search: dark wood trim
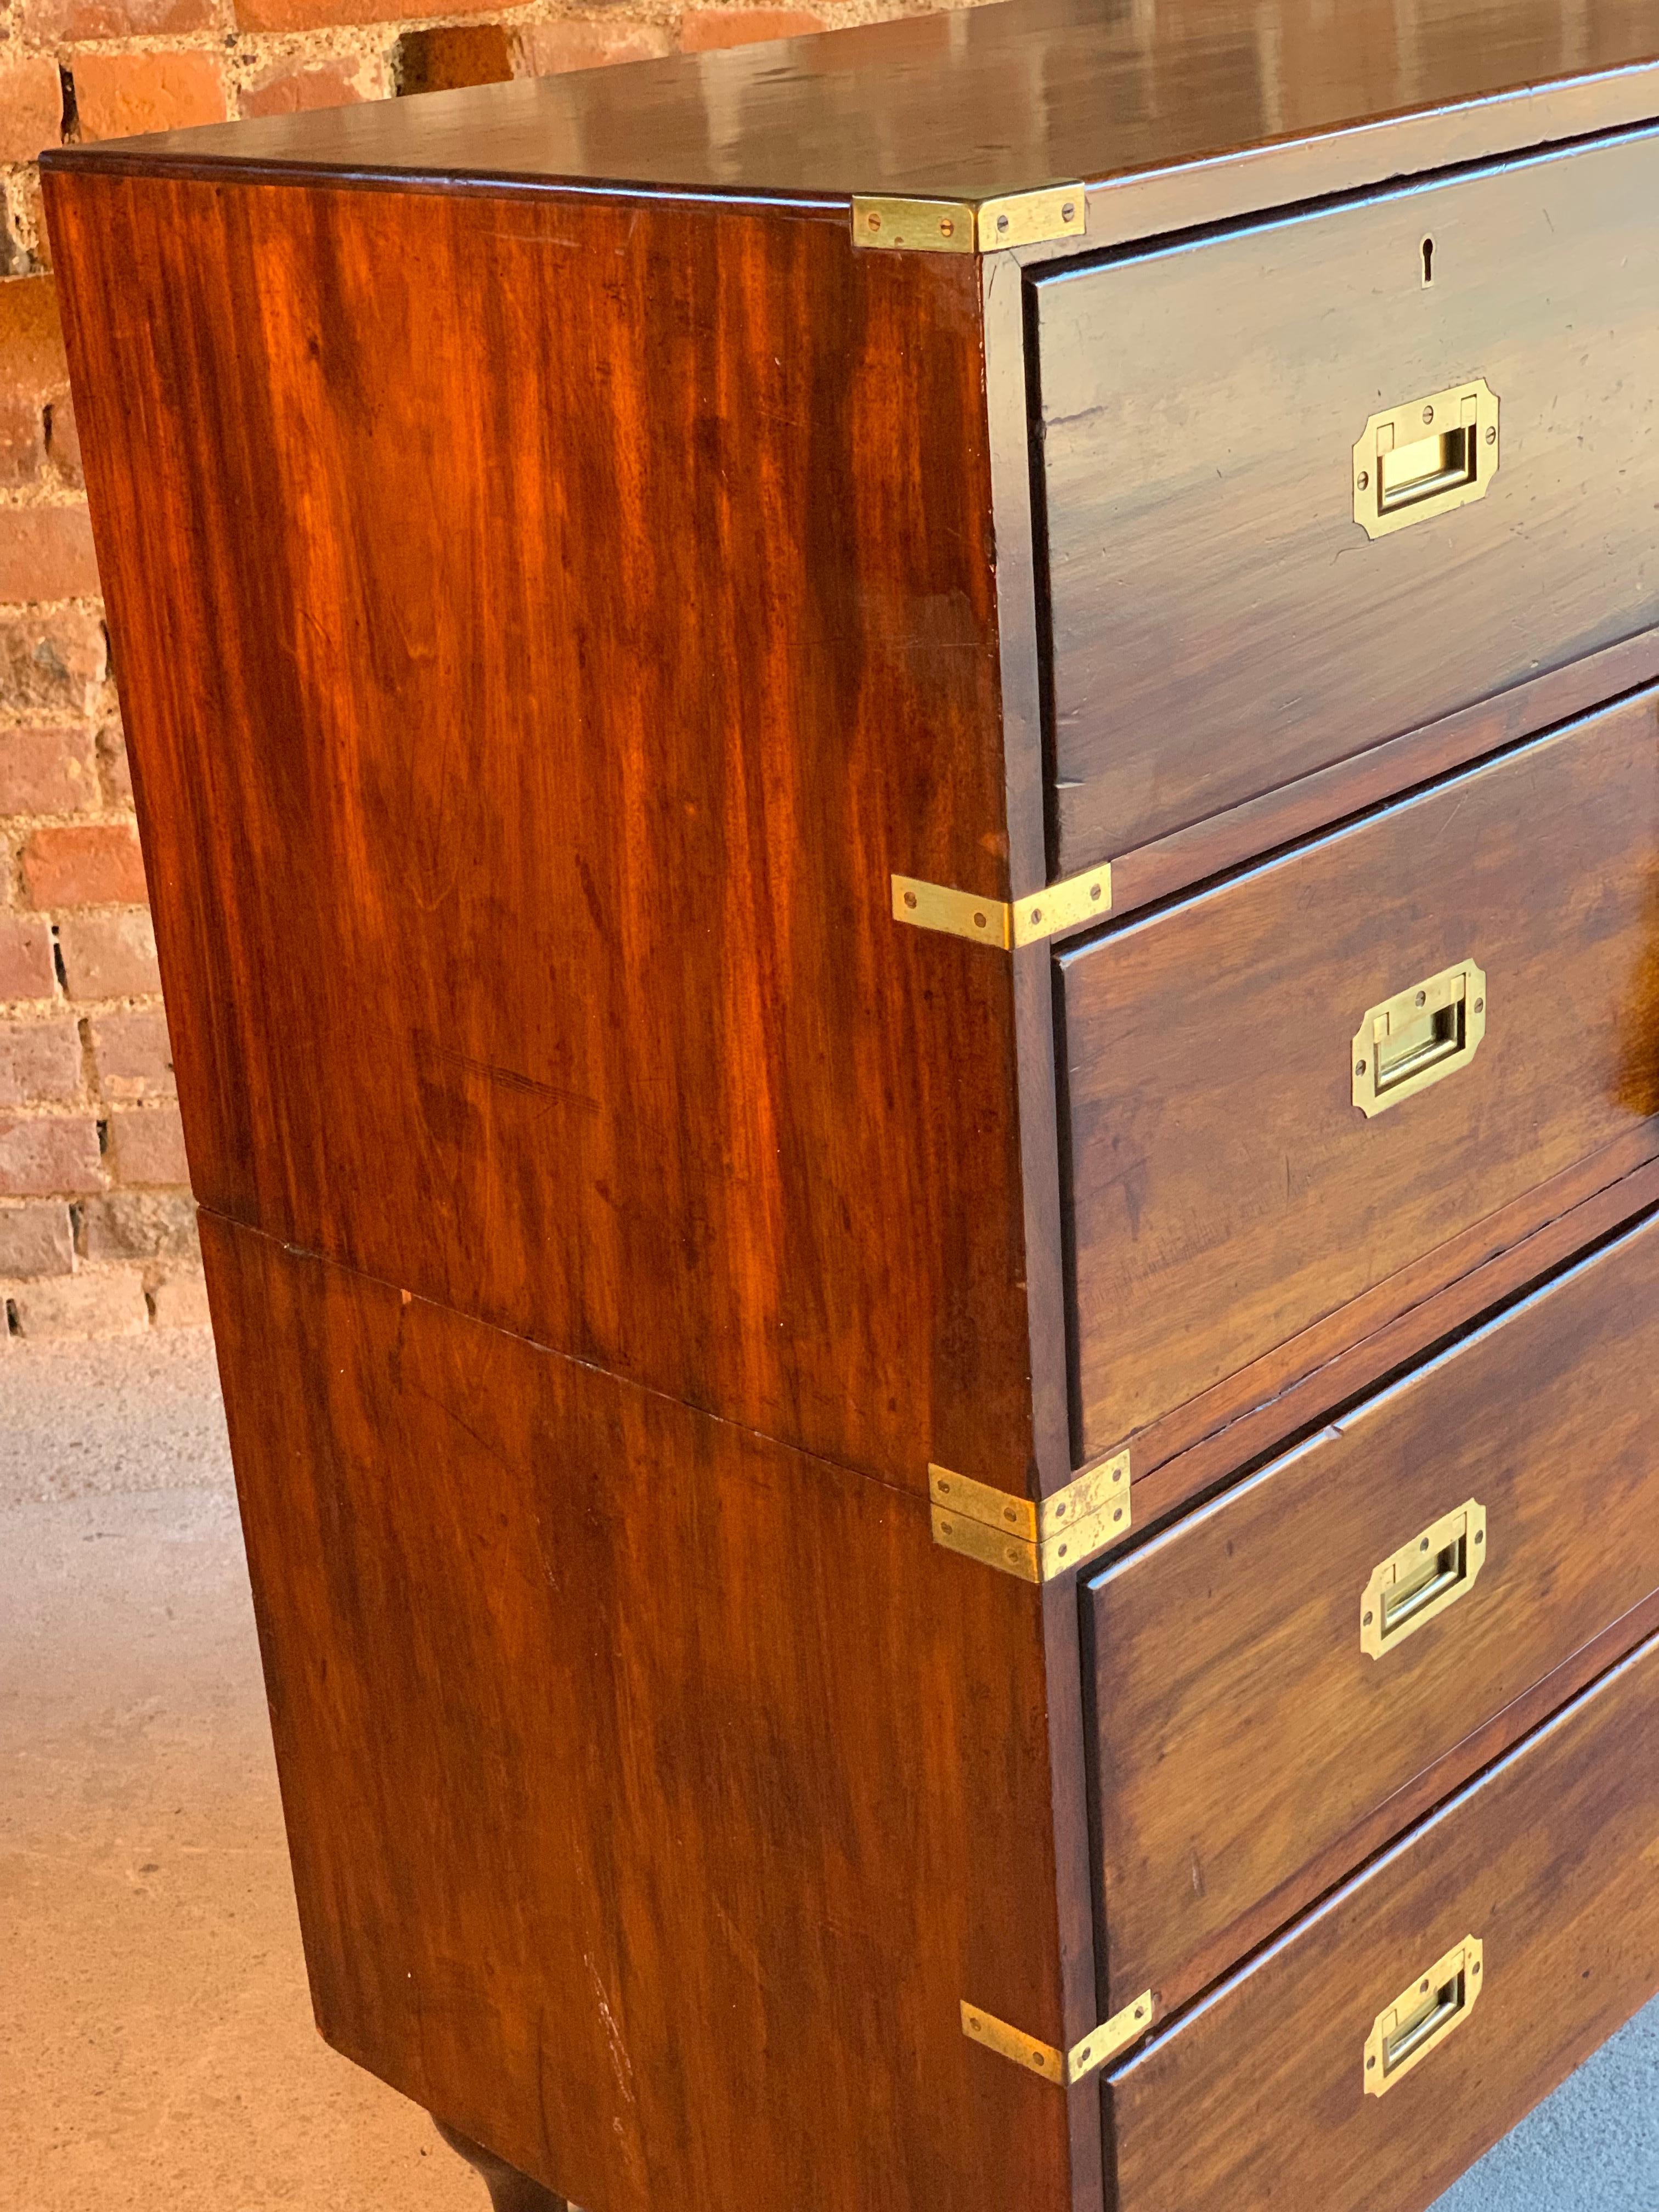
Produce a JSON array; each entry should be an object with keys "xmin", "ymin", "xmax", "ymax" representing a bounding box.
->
[
  {"xmin": 1098, "ymin": 638, "xmax": 1659, "ymax": 925},
  {"xmin": 983, "ymin": 244, "xmax": 1107, "ymax": 2212},
  {"xmin": 1128, "ymin": 1142, "xmax": 1659, "ymax": 1532},
  {"xmin": 1028, "ymin": 72, "xmax": 1659, "ymax": 264}
]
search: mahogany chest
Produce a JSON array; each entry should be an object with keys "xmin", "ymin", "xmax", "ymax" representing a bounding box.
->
[{"xmin": 42, "ymin": 4, "xmax": 1659, "ymax": 2205}]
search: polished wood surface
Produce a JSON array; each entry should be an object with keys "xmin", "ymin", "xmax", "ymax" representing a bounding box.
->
[
  {"xmin": 204, "ymin": 1216, "xmax": 1076, "ymax": 2212},
  {"xmin": 1132, "ymin": 1150, "xmax": 1659, "ymax": 1531},
  {"xmin": 1062, "ymin": 689, "xmax": 1659, "ymax": 1462},
  {"xmin": 46, "ymin": 172, "xmax": 1036, "ymax": 1505},
  {"xmin": 43, "ymin": 20, "xmax": 1659, "ymax": 2208},
  {"xmin": 433, "ymin": 2122, "xmax": 571, "ymax": 2212},
  {"xmin": 1037, "ymin": 127, "xmax": 1659, "ymax": 869},
  {"xmin": 42, "ymin": 0, "xmax": 1659, "ymax": 234},
  {"xmin": 1105, "ymin": 629, "xmax": 1659, "ymax": 926},
  {"xmin": 1130, "ymin": 1121, "xmax": 1659, "ymax": 1496},
  {"xmin": 1087, "ymin": 1210, "xmax": 1659, "ymax": 2015},
  {"xmin": 1106, "ymin": 1630, "xmax": 1659, "ymax": 2212}
]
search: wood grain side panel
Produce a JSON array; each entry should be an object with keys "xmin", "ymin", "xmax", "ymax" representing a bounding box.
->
[
  {"xmin": 1105, "ymin": 1632, "xmax": 1659, "ymax": 2212},
  {"xmin": 200, "ymin": 1215, "xmax": 1075, "ymax": 2212},
  {"xmin": 1088, "ymin": 1210, "xmax": 1659, "ymax": 2014},
  {"xmin": 47, "ymin": 172, "xmax": 1030, "ymax": 1502},
  {"xmin": 1037, "ymin": 129, "xmax": 1659, "ymax": 868},
  {"xmin": 1060, "ymin": 689, "xmax": 1659, "ymax": 1462}
]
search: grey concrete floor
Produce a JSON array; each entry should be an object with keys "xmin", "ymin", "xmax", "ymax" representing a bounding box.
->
[{"xmin": 2, "ymin": 1333, "xmax": 1655, "ymax": 2210}]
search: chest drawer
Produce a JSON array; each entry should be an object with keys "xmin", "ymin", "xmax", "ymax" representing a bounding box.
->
[
  {"xmin": 1103, "ymin": 1630, "xmax": 1659, "ymax": 2212},
  {"xmin": 1034, "ymin": 128, "xmax": 1659, "ymax": 874},
  {"xmin": 1060, "ymin": 686, "xmax": 1659, "ymax": 1463},
  {"xmin": 1086, "ymin": 1206, "xmax": 1659, "ymax": 2017}
]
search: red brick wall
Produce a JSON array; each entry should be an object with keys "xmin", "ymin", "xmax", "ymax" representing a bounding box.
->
[{"xmin": 0, "ymin": 0, "xmax": 897, "ymax": 1344}]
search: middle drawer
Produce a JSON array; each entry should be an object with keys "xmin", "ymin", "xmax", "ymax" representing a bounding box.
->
[
  {"xmin": 1085, "ymin": 1204, "xmax": 1659, "ymax": 2017},
  {"xmin": 1059, "ymin": 683, "xmax": 1659, "ymax": 1464}
]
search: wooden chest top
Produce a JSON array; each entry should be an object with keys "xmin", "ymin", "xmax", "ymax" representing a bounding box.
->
[{"xmin": 50, "ymin": 0, "xmax": 1659, "ymax": 236}]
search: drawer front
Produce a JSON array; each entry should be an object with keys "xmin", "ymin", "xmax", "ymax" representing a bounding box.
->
[
  {"xmin": 1087, "ymin": 1208, "xmax": 1659, "ymax": 2015},
  {"xmin": 1059, "ymin": 687, "xmax": 1659, "ymax": 1461},
  {"xmin": 1104, "ymin": 1633, "xmax": 1659, "ymax": 2212},
  {"xmin": 1034, "ymin": 128, "xmax": 1659, "ymax": 873}
]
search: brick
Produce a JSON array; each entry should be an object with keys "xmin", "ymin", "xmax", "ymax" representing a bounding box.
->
[
  {"xmin": 0, "ymin": 914, "xmax": 57, "ymax": 1000},
  {"xmin": 678, "ymin": 8, "xmax": 825, "ymax": 50},
  {"xmin": 240, "ymin": 58, "xmax": 369, "ymax": 116},
  {"xmin": 105, "ymin": 1102, "xmax": 188, "ymax": 1186},
  {"xmin": 0, "ymin": 274, "xmax": 70, "ymax": 488},
  {"xmin": 70, "ymin": 50, "xmax": 227, "ymax": 140},
  {"xmin": 0, "ymin": 504, "xmax": 101, "ymax": 600},
  {"xmin": 0, "ymin": 1017, "xmax": 81, "ymax": 1107},
  {"xmin": 24, "ymin": 0, "xmax": 212, "ymax": 36},
  {"xmin": 88, "ymin": 1006, "xmax": 174, "ymax": 1098},
  {"xmin": 6, "ymin": 1263, "xmax": 149, "ymax": 1338},
  {"xmin": 0, "ymin": 608, "xmax": 108, "ymax": 715},
  {"xmin": 236, "ymin": 0, "xmax": 495, "ymax": 32},
  {"xmin": 0, "ymin": 60, "xmax": 65, "ymax": 164},
  {"xmin": 56, "ymin": 908, "xmax": 159, "ymax": 998},
  {"xmin": 78, "ymin": 1187, "xmax": 196, "ymax": 1261},
  {"xmin": 15, "ymin": 171, "xmax": 51, "ymax": 273},
  {"xmin": 21, "ymin": 820, "xmax": 146, "ymax": 908},
  {"xmin": 514, "ymin": 20, "xmax": 673, "ymax": 74},
  {"xmin": 47, "ymin": 391, "xmax": 81, "ymax": 484},
  {"xmin": 0, "ymin": 1199, "xmax": 73, "ymax": 1276},
  {"xmin": 0, "ymin": 1113, "xmax": 102, "ymax": 1194},
  {"xmin": 150, "ymin": 1267, "xmax": 210, "ymax": 1327},
  {"xmin": 1, "ymin": 197, "xmax": 29, "ymax": 283},
  {"xmin": 0, "ymin": 724, "xmax": 99, "ymax": 814},
  {"xmin": 397, "ymin": 24, "xmax": 512, "ymax": 94},
  {"xmin": 97, "ymin": 719, "xmax": 131, "ymax": 803}
]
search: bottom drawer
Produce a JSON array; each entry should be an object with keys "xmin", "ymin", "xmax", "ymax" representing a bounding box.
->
[{"xmin": 1105, "ymin": 1632, "xmax": 1659, "ymax": 2212}]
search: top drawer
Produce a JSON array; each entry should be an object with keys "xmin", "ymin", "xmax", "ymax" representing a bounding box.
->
[{"xmin": 1033, "ymin": 129, "xmax": 1659, "ymax": 874}]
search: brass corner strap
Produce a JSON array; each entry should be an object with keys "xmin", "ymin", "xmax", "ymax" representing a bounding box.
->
[
  {"xmin": 892, "ymin": 865, "xmax": 1112, "ymax": 951},
  {"xmin": 961, "ymin": 1990, "xmax": 1156, "ymax": 2086},
  {"xmin": 929, "ymin": 1453, "xmax": 1131, "ymax": 1583},
  {"xmin": 851, "ymin": 187, "xmax": 1087, "ymax": 255}
]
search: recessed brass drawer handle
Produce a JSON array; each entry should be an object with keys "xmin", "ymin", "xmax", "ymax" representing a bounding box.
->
[
  {"xmin": 1364, "ymin": 1936, "xmax": 1484, "ymax": 2096},
  {"xmin": 1361, "ymin": 1500, "xmax": 1487, "ymax": 1659},
  {"xmin": 1353, "ymin": 378, "xmax": 1499, "ymax": 538},
  {"xmin": 1352, "ymin": 959, "xmax": 1486, "ymax": 1117}
]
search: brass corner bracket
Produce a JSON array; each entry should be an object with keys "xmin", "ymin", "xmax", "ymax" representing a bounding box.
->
[
  {"xmin": 929, "ymin": 1453, "xmax": 1131, "ymax": 1583},
  {"xmin": 852, "ymin": 186, "xmax": 1087, "ymax": 255},
  {"xmin": 892, "ymin": 864, "xmax": 1111, "ymax": 951},
  {"xmin": 961, "ymin": 1989, "xmax": 1155, "ymax": 2086}
]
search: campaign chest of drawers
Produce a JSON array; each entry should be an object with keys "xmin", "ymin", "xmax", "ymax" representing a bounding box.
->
[{"xmin": 43, "ymin": 3, "xmax": 1659, "ymax": 2206}]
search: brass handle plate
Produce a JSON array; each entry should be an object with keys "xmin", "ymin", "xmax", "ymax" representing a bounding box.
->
[
  {"xmin": 1364, "ymin": 1936, "xmax": 1484, "ymax": 2096},
  {"xmin": 1353, "ymin": 378, "xmax": 1499, "ymax": 538},
  {"xmin": 1361, "ymin": 1499, "xmax": 1487, "ymax": 1660},
  {"xmin": 1352, "ymin": 959, "xmax": 1486, "ymax": 1117}
]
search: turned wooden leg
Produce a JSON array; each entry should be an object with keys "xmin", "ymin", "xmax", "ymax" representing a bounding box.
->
[{"xmin": 433, "ymin": 2117, "xmax": 572, "ymax": 2212}]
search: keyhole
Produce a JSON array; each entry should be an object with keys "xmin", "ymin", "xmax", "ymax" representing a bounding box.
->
[{"xmin": 1421, "ymin": 236, "xmax": 1435, "ymax": 285}]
